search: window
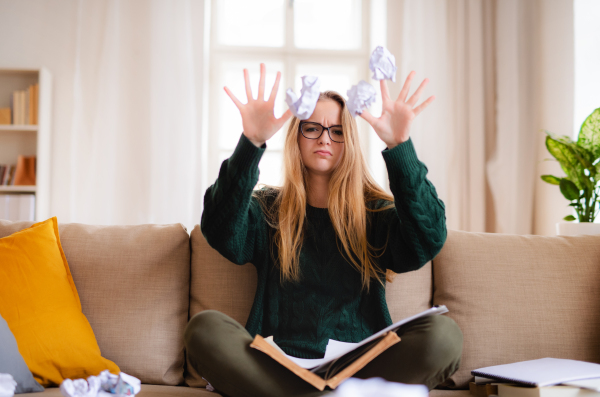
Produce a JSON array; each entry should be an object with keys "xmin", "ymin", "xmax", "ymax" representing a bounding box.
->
[{"xmin": 208, "ymin": 0, "xmax": 387, "ymax": 187}]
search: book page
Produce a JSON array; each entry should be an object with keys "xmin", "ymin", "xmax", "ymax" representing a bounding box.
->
[
  {"xmin": 261, "ymin": 306, "xmax": 448, "ymax": 371},
  {"xmin": 324, "ymin": 339, "xmax": 359, "ymax": 359}
]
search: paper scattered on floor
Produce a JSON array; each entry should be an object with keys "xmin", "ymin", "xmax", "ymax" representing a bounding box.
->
[
  {"xmin": 285, "ymin": 76, "xmax": 321, "ymax": 120},
  {"xmin": 346, "ymin": 81, "xmax": 377, "ymax": 116},
  {"xmin": 0, "ymin": 374, "xmax": 17, "ymax": 397},
  {"xmin": 60, "ymin": 370, "xmax": 141, "ymax": 397},
  {"xmin": 369, "ymin": 46, "xmax": 397, "ymax": 82},
  {"xmin": 334, "ymin": 378, "xmax": 428, "ymax": 397}
]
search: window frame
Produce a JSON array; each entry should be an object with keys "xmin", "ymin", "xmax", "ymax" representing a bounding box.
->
[{"xmin": 207, "ymin": 0, "xmax": 377, "ymax": 187}]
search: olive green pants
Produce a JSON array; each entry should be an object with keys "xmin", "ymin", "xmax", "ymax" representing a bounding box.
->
[{"xmin": 184, "ymin": 310, "xmax": 462, "ymax": 397}]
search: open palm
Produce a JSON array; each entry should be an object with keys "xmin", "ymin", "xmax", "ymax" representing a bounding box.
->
[
  {"xmin": 360, "ymin": 71, "xmax": 435, "ymax": 149},
  {"xmin": 224, "ymin": 63, "xmax": 292, "ymax": 148}
]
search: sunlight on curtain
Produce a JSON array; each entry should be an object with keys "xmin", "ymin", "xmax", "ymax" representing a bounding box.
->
[{"xmin": 69, "ymin": 0, "xmax": 205, "ymax": 230}]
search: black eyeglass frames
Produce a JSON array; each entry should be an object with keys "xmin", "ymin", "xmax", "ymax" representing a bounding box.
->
[{"xmin": 299, "ymin": 121, "xmax": 345, "ymax": 143}]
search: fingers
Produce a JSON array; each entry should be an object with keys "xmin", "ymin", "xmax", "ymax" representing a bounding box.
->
[
  {"xmin": 358, "ymin": 109, "xmax": 377, "ymax": 126},
  {"xmin": 268, "ymin": 71, "xmax": 282, "ymax": 104},
  {"xmin": 397, "ymin": 71, "xmax": 416, "ymax": 102},
  {"xmin": 406, "ymin": 78, "xmax": 429, "ymax": 107},
  {"xmin": 244, "ymin": 69, "xmax": 253, "ymax": 102},
  {"xmin": 380, "ymin": 80, "xmax": 390, "ymax": 102},
  {"xmin": 413, "ymin": 95, "xmax": 436, "ymax": 116},
  {"xmin": 258, "ymin": 63, "xmax": 266, "ymax": 101},
  {"xmin": 224, "ymin": 86, "xmax": 243, "ymax": 110}
]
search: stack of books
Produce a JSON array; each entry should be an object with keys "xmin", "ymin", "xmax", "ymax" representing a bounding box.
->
[
  {"xmin": 470, "ymin": 358, "xmax": 600, "ymax": 397},
  {"xmin": 0, "ymin": 83, "xmax": 39, "ymax": 125}
]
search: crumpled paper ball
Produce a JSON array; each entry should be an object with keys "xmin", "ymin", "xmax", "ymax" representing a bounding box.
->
[
  {"xmin": 334, "ymin": 377, "xmax": 428, "ymax": 397},
  {"xmin": 369, "ymin": 46, "xmax": 397, "ymax": 82},
  {"xmin": 60, "ymin": 370, "xmax": 141, "ymax": 397},
  {"xmin": 0, "ymin": 374, "xmax": 17, "ymax": 397},
  {"xmin": 346, "ymin": 80, "xmax": 377, "ymax": 116},
  {"xmin": 285, "ymin": 75, "xmax": 321, "ymax": 120}
]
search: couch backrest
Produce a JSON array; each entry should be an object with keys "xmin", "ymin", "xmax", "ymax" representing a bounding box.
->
[
  {"xmin": 433, "ymin": 229, "xmax": 600, "ymax": 389},
  {"xmin": 0, "ymin": 220, "xmax": 190, "ymax": 386},
  {"xmin": 187, "ymin": 224, "xmax": 433, "ymax": 386}
]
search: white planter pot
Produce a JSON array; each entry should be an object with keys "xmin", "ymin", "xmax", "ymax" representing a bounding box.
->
[{"xmin": 556, "ymin": 222, "xmax": 600, "ymax": 236}]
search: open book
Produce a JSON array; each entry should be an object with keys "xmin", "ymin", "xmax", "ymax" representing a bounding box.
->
[{"xmin": 250, "ymin": 305, "xmax": 449, "ymax": 391}]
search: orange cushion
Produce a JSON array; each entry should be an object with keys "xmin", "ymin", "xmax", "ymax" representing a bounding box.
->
[{"xmin": 0, "ymin": 217, "xmax": 119, "ymax": 386}]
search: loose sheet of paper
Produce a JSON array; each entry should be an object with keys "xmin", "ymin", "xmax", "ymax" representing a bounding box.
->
[{"xmin": 324, "ymin": 339, "xmax": 359, "ymax": 359}]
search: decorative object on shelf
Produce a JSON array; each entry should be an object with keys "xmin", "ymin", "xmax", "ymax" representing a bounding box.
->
[
  {"xmin": 541, "ymin": 108, "xmax": 600, "ymax": 235},
  {"xmin": 13, "ymin": 155, "xmax": 36, "ymax": 186}
]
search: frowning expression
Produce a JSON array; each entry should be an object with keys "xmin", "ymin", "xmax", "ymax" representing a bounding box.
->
[{"xmin": 297, "ymin": 99, "xmax": 345, "ymax": 177}]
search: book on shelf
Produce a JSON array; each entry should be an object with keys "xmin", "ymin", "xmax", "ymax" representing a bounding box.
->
[
  {"xmin": 0, "ymin": 107, "xmax": 10, "ymax": 124},
  {"xmin": 0, "ymin": 165, "xmax": 16, "ymax": 186},
  {"xmin": 0, "ymin": 194, "xmax": 35, "ymax": 221},
  {"xmin": 250, "ymin": 305, "xmax": 449, "ymax": 391},
  {"xmin": 10, "ymin": 83, "xmax": 38, "ymax": 125},
  {"xmin": 0, "ymin": 156, "xmax": 36, "ymax": 186}
]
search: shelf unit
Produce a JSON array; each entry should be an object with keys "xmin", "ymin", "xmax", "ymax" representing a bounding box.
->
[{"xmin": 0, "ymin": 68, "xmax": 52, "ymax": 221}]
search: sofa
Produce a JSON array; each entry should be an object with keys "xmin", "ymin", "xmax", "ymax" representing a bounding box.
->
[{"xmin": 2, "ymin": 218, "xmax": 600, "ymax": 397}]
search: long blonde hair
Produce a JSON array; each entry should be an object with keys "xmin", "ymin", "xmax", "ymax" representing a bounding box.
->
[{"xmin": 255, "ymin": 91, "xmax": 395, "ymax": 291}]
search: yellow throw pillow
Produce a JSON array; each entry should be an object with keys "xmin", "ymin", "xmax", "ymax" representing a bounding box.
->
[{"xmin": 0, "ymin": 217, "xmax": 120, "ymax": 386}]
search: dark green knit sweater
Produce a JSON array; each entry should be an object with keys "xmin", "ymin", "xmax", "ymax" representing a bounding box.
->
[{"xmin": 201, "ymin": 133, "xmax": 447, "ymax": 359}]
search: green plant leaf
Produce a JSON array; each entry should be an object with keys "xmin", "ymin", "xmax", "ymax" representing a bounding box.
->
[
  {"xmin": 559, "ymin": 178, "xmax": 580, "ymax": 201},
  {"xmin": 563, "ymin": 215, "xmax": 576, "ymax": 221},
  {"xmin": 577, "ymin": 108, "xmax": 600, "ymax": 159},
  {"xmin": 545, "ymin": 135, "xmax": 585, "ymax": 189},
  {"xmin": 541, "ymin": 175, "xmax": 561, "ymax": 185}
]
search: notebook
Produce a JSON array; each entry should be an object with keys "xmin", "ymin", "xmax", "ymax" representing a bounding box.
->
[{"xmin": 472, "ymin": 358, "xmax": 600, "ymax": 387}]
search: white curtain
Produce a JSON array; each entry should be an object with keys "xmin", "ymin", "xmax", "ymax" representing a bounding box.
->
[
  {"xmin": 67, "ymin": 0, "xmax": 207, "ymax": 231},
  {"xmin": 386, "ymin": 0, "xmax": 575, "ymax": 235}
]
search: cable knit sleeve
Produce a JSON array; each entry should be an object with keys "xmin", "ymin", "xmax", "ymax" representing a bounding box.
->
[
  {"xmin": 372, "ymin": 137, "xmax": 447, "ymax": 274},
  {"xmin": 200, "ymin": 133, "xmax": 269, "ymax": 267}
]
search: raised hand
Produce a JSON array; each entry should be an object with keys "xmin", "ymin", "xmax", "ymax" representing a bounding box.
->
[
  {"xmin": 224, "ymin": 63, "xmax": 292, "ymax": 148},
  {"xmin": 359, "ymin": 71, "xmax": 435, "ymax": 149}
]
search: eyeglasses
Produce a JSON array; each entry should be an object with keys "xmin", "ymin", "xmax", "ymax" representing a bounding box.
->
[{"xmin": 299, "ymin": 121, "xmax": 345, "ymax": 143}]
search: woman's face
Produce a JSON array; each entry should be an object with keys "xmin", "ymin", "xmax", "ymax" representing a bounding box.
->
[{"xmin": 297, "ymin": 99, "xmax": 345, "ymax": 177}]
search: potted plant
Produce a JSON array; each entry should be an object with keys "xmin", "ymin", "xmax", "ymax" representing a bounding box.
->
[{"xmin": 541, "ymin": 107, "xmax": 600, "ymax": 236}]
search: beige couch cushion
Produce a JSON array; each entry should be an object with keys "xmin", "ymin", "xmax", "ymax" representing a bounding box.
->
[
  {"xmin": 0, "ymin": 220, "xmax": 190, "ymax": 386},
  {"xmin": 433, "ymin": 230, "xmax": 600, "ymax": 389},
  {"xmin": 18, "ymin": 385, "xmax": 220, "ymax": 397},
  {"xmin": 187, "ymin": 225, "xmax": 432, "ymax": 386}
]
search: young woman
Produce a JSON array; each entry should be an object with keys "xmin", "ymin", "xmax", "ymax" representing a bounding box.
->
[{"xmin": 184, "ymin": 64, "xmax": 463, "ymax": 397}]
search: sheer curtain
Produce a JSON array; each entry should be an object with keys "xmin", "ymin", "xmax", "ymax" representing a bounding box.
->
[
  {"xmin": 386, "ymin": 0, "xmax": 574, "ymax": 235},
  {"xmin": 67, "ymin": 0, "xmax": 207, "ymax": 231}
]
